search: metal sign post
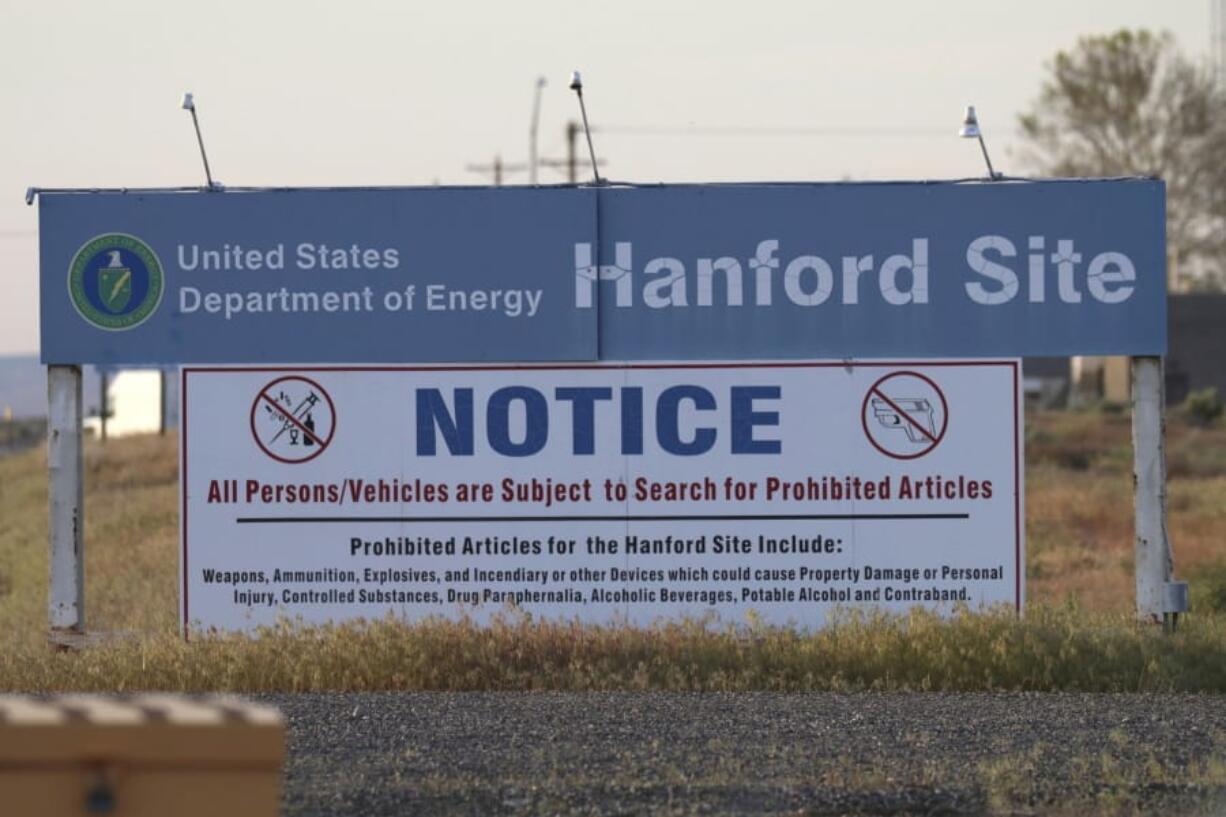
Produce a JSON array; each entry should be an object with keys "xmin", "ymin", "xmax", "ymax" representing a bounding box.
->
[
  {"xmin": 1131, "ymin": 356, "xmax": 1189, "ymax": 627},
  {"xmin": 46, "ymin": 365, "xmax": 84, "ymax": 643}
]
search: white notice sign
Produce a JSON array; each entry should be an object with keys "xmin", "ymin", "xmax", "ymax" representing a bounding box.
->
[{"xmin": 180, "ymin": 361, "xmax": 1023, "ymax": 633}]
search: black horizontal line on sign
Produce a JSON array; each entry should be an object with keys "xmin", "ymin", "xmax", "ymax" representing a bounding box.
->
[{"xmin": 235, "ymin": 513, "xmax": 969, "ymax": 524}]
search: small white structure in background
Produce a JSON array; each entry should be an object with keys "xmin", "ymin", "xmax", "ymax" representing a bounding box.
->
[{"xmin": 84, "ymin": 369, "xmax": 178, "ymax": 438}]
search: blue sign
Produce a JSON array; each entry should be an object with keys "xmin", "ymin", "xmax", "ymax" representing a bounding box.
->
[
  {"xmin": 41, "ymin": 187, "xmax": 598, "ymax": 364},
  {"xmin": 39, "ymin": 179, "xmax": 1165, "ymax": 364},
  {"xmin": 591, "ymin": 181, "xmax": 1166, "ymax": 358}
]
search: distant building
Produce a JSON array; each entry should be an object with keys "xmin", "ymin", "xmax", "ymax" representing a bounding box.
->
[
  {"xmin": 1072, "ymin": 294, "xmax": 1226, "ymax": 405},
  {"xmin": 1022, "ymin": 357, "xmax": 1070, "ymax": 408},
  {"xmin": 1166, "ymin": 294, "xmax": 1226, "ymax": 404},
  {"xmin": 83, "ymin": 369, "xmax": 178, "ymax": 438}
]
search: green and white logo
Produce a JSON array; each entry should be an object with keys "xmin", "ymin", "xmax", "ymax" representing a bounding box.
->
[{"xmin": 67, "ymin": 234, "xmax": 164, "ymax": 331}]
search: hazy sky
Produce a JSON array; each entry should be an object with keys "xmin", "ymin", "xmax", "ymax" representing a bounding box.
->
[{"xmin": 0, "ymin": 0, "xmax": 1208, "ymax": 356}]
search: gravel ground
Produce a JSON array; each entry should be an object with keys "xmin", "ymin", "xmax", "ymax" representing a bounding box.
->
[{"xmin": 265, "ymin": 693, "xmax": 1226, "ymax": 816}]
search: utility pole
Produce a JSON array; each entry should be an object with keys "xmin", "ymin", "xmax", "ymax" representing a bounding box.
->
[
  {"xmin": 529, "ymin": 77, "xmax": 547, "ymax": 184},
  {"xmin": 538, "ymin": 121, "xmax": 605, "ymax": 184},
  {"xmin": 465, "ymin": 155, "xmax": 527, "ymax": 186},
  {"xmin": 470, "ymin": 121, "xmax": 605, "ymax": 186},
  {"xmin": 566, "ymin": 120, "xmax": 577, "ymax": 184}
]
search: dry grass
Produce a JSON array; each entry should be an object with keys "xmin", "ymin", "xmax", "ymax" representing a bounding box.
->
[
  {"xmin": 1025, "ymin": 409, "xmax": 1226, "ymax": 611},
  {"xmin": 5, "ymin": 606, "xmax": 1226, "ymax": 694},
  {"xmin": 0, "ymin": 434, "xmax": 180, "ymax": 645},
  {"xmin": 1, "ymin": 411, "xmax": 1225, "ymax": 692}
]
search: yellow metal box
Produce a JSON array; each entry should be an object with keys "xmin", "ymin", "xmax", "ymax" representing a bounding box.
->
[{"xmin": 0, "ymin": 695, "xmax": 284, "ymax": 816}]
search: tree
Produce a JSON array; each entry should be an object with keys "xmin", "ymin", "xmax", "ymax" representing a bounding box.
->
[{"xmin": 1018, "ymin": 30, "xmax": 1226, "ymax": 289}]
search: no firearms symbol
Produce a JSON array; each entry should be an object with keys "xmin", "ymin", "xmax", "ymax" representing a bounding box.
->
[{"xmin": 861, "ymin": 371, "xmax": 949, "ymax": 460}]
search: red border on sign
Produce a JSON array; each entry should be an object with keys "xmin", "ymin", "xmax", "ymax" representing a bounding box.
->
[
  {"xmin": 860, "ymin": 370, "xmax": 950, "ymax": 460},
  {"xmin": 179, "ymin": 360, "xmax": 1024, "ymax": 636},
  {"xmin": 248, "ymin": 375, "xmax": 337, "ymax": 464}
]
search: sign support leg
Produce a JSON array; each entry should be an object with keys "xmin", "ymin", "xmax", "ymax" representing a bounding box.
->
[
  {"xmin": 159, "ymin": 368, "xmax": 167, "ymax": 436},
  {"xmin": 1131, "ymin": 356, "xmax": 1188, "ymax": 628},
  {"xmin": 99, "ymin": 370, "xmax": 108, "ymax": 443},
  {"xmin": 47, "ymin": 364, "xmax": 85, "ymax": 640}
]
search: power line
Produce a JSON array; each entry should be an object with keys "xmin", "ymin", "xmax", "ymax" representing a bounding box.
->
[{"xmin": 593, "ymin": 124, "xmax": 950, "ymax": 138}]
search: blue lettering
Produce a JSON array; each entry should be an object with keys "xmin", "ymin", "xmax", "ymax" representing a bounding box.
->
[
  {"xmin": 488, "ymin": 386, "xmax": 548, "ymax": 457},
  {"xmin": 656, "ymin": 385, "xmax": 716, "ymax": 455},
  {"xmin": 415, "ymin": 382, "xmax": 782, "ymax": 457},
  {"xmin": 621, "ymin": 386, "xmax": 643, "ymax": 455},
  {"xmin": 416, "ymin": 389, "xmax": 474, "ymax": 455},
  {"xmin": 555, "ymin": 387, "xmax": 612, "ymax": 455},
  {"xmin": 731, "ymin": 386, "xmax": 781, "ymax": 454}
]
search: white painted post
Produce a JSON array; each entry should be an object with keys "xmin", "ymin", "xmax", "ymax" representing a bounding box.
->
[
  {"xmin": 1131, "ymin": 356, "xmax": 1188, "ymax": 626},
  {"xmin": 47, "ymin": 365, "xmax": 85, "ymax": 637}
]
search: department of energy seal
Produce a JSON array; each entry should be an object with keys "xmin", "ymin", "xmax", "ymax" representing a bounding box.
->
[{"xmin": 67, "ymin": 233, "xmax": 164, "ymax": 330}]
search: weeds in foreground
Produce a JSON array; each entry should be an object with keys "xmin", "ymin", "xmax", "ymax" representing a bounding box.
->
[
  {"xmin": 4, "ymin": 605, "xmax": 1226, "ymax": 693},
  {"xmin": 976, "ymin": 746, "xmax": 1226, "ymax": 817}
]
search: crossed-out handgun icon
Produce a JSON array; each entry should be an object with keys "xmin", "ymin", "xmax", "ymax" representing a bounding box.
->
[{"xmin": 871, "ymin": 397, "xmax": 936, "ymax": 443}]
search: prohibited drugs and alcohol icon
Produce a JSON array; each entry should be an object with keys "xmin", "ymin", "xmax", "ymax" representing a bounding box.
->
[
  {"xmin": 250, "ymin": 376, "xmax": 336, "ymax": 464},
  {"xmin": 861, "ymin": 371, "xmax": 949, "ymax": 460}
]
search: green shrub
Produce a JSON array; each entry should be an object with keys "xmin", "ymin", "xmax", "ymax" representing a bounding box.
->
[
  {"xmin": 1189, "ymin": 560, "xmax": 1226, "ymax": 613},
  {"xmin": 1184, "ymin": 387, "xmax": 1224, "ymax": 427}
]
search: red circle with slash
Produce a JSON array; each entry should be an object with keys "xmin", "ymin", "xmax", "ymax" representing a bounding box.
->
[
  {"xmin": 249, "ymin": 376, "xmax": 337, "ymax": 464},
  {"xmin": 861, "ymin": 371, "xmax": 949, "ymax": 460}
]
